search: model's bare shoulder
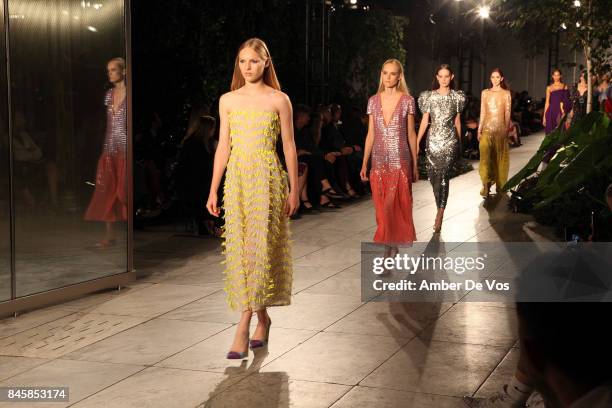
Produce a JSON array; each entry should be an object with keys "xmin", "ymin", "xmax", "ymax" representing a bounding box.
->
[
  {"xmin": 271, "ymin": 90, "xmax": 292, "ymax": 111},
  {"xmin": 219, "ymin": 91, "xmax": 237, "ymax": 112}
]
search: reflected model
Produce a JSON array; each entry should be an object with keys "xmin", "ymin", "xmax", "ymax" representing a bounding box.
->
[
  {"xmin": 417, "ymin": 64, "xmax": 466, "ymax": 233},
  {"xmin": 361, "ymin": 58, "xmax": 417, "ymax": 258},
  {"xmin": 206, "ymin": 38, "xmax": 298, "ymax": 360},
  {"xmin": 478, "ymin": 68, "xmax": 512, "ymax": 198},
  {"xmin": 542, "ymin": 68, "xmax": 571, "ymax": 165},
  {"xmin": 84, "ymin": 58, "xmax": 127, "ymax": 248}
]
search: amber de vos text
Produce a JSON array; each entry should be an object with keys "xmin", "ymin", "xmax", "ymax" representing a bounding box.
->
[
  {"xmin": 372, "ymin": 279, "xmax": 510, "ymax": 292},
  {"xmin": 370, "ymin": 254, "xmax": 510, "ymax": 291}
]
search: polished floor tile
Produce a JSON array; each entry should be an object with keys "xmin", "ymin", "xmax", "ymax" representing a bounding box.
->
[
  {"xmin": 90, "ymin": 283, "xmax": 212, "ymax": 317},
  {"xmin": 331, "ymin": 386, "xmax": 463, "ymax": 408},
  {"xmin": 63, "ymin": 318, "xmax": 229, "ymax": 366},
  {"xmin": 420, "ymin": 302, "xmax": 518, "ymax": 348},
  {"xmin": 261, "ymin": 331, "xmax": 408, "ymax": 385},
  {"xmin": 207, "ymin": 375, "xmax": 351, "ymax": 408},
  {"xmin": 0, "ymin": 356, "xmax": 49, "ymax": 381},
  {"xmin": 157, "ymin": 326, "xmax": 317, "ymax": 373},
  {"xmin": 361, "ymin": 338, "xmax": 508, "ymax": 396},
  {"xmin": 0, "ymin": 359, "xmax": 144, "ymax": 408},
  {"xmin": 71, "ymin": 367, "xmax": 242, "ymax": 408}
]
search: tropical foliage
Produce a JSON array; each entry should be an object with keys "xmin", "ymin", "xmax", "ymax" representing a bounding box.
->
[{"xmin": 504, "ymin": 112, "xmax": 612, "ymax": 240}]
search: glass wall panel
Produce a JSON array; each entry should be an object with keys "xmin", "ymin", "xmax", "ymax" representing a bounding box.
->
[
  {"xmin": 0, "ymin": 1, "xmax": 11, "ymax": 301},
  {"xmin": 8, "ymin": 0, "xmax": 128, "ymax": 297}
]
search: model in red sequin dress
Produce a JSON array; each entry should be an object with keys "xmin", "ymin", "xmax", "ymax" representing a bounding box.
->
[
  {"xmin": 361, "ymin": 59, "xmax": 418, "ymax": 247},
  {"xmin": 85, "ymin": 58, "xmax": 127, "ymax": 247}
]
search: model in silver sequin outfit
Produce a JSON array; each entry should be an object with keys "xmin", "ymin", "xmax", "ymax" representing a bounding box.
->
[{"xmin": 418, "ymin": 89, "xmax": 466, "ymax": 208}]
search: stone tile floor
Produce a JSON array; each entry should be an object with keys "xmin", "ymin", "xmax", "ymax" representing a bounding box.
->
[{"xmin": 0, "ymin": 133, "xmax": 555, "ymax": 407}]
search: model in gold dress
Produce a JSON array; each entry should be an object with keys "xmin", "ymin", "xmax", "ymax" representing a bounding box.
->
[
  {"xmin": 206, "ymin": 38, "xmax": 299, "ymax": 359},
  {"xmin": 478, "ymin": 68, "xmax": 512, "ymax": 197}
]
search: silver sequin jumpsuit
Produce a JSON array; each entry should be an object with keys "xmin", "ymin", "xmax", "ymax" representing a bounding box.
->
[{"xmin": 418, "ymin": 89, "xmax": 466, "ymax": 208}]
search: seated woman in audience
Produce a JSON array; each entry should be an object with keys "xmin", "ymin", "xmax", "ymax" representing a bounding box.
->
[{"xmin": 294, "ymin": 104, "xmax": 342, "ymax": 209}]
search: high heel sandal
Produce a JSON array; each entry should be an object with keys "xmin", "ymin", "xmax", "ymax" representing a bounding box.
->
[
  {"xmin": 227, "ymin": 327, "xmax": 250, "ymax": 359},
  {"xmin": 480, "ymin": 183, "xmax": 491, "ymax": 198},
  {"xmin": 300, "ymin": 200, "xmax": 314, "ymax": 213},
  {"xmin": 249, "ymin": 317, "xmax": 272, "ymax": 349},
  {"xmin": 322, "ymin": 188, "xmax": 344, "ymax": 200},
  {"xmin": 226, "ymin": 350, "xmax": 248, "ymax": 359},
  {"xmin": 226, "ymin": 336, "xmax": 249, "ymax": 359},
  {"xmin": 346, "ymin": 187, "xmax": 360, "ymax": 199},
  {"xmin": 320, "ymin": 199, "xmax": 340, "ymax": 209}
]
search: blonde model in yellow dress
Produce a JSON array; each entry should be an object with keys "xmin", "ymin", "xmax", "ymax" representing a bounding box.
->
[
  {"xmin": 478, "ymin": 69, "xmax": 512, "ymax": 197},
  {"xmin": 207, "ymin": 38, "xmax": 299, "ymax": 360}
]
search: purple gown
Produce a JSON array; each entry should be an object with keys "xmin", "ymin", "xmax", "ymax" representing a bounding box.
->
[
  {"xmin": 543, "ymin": 88, "xmax": 572, "ymax": 163},
  {"xmin": 545, "ymin": 88, "xmax": 571, "ymax": 134}
]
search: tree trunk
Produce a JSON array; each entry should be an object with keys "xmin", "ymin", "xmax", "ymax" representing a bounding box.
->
[
  {"xmin": 586, "ymin": 0, "xmax": 593, "ymax": 114},
  {"xmin": 586, "ymin": 44, "xmax": 592, "ymax": 114}
]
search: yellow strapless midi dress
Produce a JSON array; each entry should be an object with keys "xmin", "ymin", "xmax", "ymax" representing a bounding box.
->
[{"xmin": 222, "ymin": 110, "xmax": 292, "ymax": 311}]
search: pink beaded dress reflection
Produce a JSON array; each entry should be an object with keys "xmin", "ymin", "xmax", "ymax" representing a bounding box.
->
[
  {"xmin": 85, "ymin": 89, "xmax": 128, "ymax": 222},
  {"xmin": 367, "ymin": 93, "xmax": 416, "ymax": 245}
]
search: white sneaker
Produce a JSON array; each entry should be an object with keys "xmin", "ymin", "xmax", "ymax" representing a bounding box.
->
[
  {"xmin": 463, "ymin": 385, "xmax": 528, "ymax": 408},
  {"xmin": 526, "ymin": 392, "xmax": 546, "ymax": 407}
]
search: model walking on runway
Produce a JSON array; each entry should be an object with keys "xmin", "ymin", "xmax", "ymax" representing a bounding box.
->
[
  {"xmin": 542, "ymin": 68, "xmax": 571, "ymax": 165},
  {"xmin": 361, "ymin": 58, "xmax": 417, "ymax": 257},
  {"xmin": 84, "ymin": 58, "xmax": 128, "ymax": 248},
  {"xmin": 417, "ymin": 64, "xmax": 466, "ymax": 233},
  {"xmin": 478, "ymin": 68, "xmax": 512, "ymax": 197},
  {"xmin": 206, "ymin": 38, "xmax": 299, "ymax": 359}
]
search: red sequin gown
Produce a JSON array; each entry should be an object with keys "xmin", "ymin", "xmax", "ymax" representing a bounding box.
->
[
  {"xmin": 367, "ymin": 93, "xmax": 417, "ymax": 245},
  {"xmin": 85, "ymin": 88, "xmax": 127, "ymax": 222}
]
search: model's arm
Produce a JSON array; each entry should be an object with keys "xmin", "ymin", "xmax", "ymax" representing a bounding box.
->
[
  {"xmin": 360, "ymin": 114, "xmax": 375, "ymax": 180},
  {"xmin": 416, "ymin": 112, "xmax": 429, "ymax": 153},
  {"xmin": 454, "ymin": 113, "xmax": 462, "ymax": 142},
  {"xmin": 504, "ymin": 90, "xmax": 512, "ymax": 132},
  {"xmin": 543, "ymin": 86, "xmax": 551, "ymax": 126},
  {"xmin": 407, "ymin": 113, "xmax": 418, "ymax": 182},
  {"xmin": 478, "ymin": 90, "xmax": 486, "ymax": 140},
  {"xmin": 206, "ymin": 94, "xmax": 231, "ymax": 217},
  {"xmin": 278, "ymin": 93, "xmax": 300, "ymax": 216}
]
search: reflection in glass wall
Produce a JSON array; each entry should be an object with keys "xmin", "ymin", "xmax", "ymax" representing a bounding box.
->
[
  {"xmin": 0, "ymin": 1, "xmax": 11, "ymax": 301},
  {"xmin": 8, "ymin": 0, "xmax": 128, "ymax": 297}
]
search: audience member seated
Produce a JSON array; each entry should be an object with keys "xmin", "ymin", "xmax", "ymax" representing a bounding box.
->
[
  {"xmin": 321, "ymin": 103, "xmax": 363, "ymax": 197},
  {"xmin": 175, "ymin": 115, "xmax": 222, "ymax": 237},
  {"xmin": 294, "ymin": 104, "xmax": 343, "ymax": 209}
]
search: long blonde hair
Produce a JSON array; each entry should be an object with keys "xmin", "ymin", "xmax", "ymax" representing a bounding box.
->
[
  {"xmin": 377, "ymin": 59, "xmax": 410, "ymax": 94},
  {"xmin": 230, "ymin": 38, "xmax": 281, "ymax": 91}
]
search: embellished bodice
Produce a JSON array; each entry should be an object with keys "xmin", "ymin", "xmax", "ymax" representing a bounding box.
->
[
  {"xmin": 103, "ymin": 88, "xmax": 127, "ymax": 155},
  {"xmin": 227, "ymin": 110, "xmax": 282, "ymax": 169},
  {"xmin": 418, "ymin": 89, "xmax": 466, "ymax": 135},
  {"xmin": 481, "ymin": 89, "xmax": 511, "ymax": 133},
  {"xmin": 367, "ymin": 93, "xmax": 415, "ymax": 171}
]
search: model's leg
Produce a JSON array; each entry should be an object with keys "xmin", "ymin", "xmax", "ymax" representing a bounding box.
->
[
  {"xmin": 479, "ymin": 132, "xmax": 493, "ymax": 197},
  {"xmin": 496, "ymin": 134, "xmax": 510, "ymax": 193},
  {"xmin": 251, "ymin": 307, "xmax": 271, "ymax": 344},
  {"xmin": 228, "ymin": 310, "xmax": 252, "ymax": 355},
  {"xmin": 105, "ymin": 222, "xmax": 115, "ymax": 241}
]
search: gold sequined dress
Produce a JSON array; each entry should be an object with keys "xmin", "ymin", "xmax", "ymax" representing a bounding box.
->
[
  {"xmin": 478, "ymin": 89, "xmax": 511, "ymax": 189},
  {"xmin": 222, "ymin": 110, "xmax": 292, "ymax": 311}
]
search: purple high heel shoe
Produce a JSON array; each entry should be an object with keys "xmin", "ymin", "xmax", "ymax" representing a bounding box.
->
[
  {"xmin": 249, "ymin": 318, "xmax": 271, "ymax": 349},
  {"xmin": 226, "ymin": 333, "xmax": 249, "ymax": 359},
  {"xmin": 226, "ymin": 350, "xmax": 248, "ymax": 359}
]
